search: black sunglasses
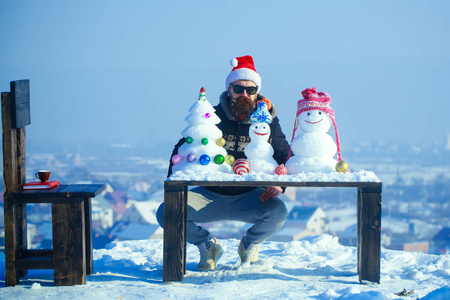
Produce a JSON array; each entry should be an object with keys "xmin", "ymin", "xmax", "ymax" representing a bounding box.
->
[{"xmin": 230, "ymin": 84, "xmax": 258, "ymax": 95}]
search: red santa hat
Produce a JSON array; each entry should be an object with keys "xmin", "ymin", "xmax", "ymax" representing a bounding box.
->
[
  {"xmin": 288, "ymin": 87, "xmax": 342, "ymax": 161},
  {"xmin": 226, "ymin": 55, "xmax": 261, "ymax": 93}
]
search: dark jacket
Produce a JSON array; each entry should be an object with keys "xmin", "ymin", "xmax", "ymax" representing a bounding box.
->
[{"xmin": 168, "ymin": 91, "xmax": 291, "ymax": 195}]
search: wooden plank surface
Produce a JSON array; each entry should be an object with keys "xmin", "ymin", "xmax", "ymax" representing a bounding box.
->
[
  {"xmin": 15, "ymin": 256, "xmax": 53, "ymax": 270},
  {"xmin": 52, "ymin": 202, "xmax": 86, "ymax": 286},
  {"xmin": 163, "ymin": 183, "xmax": 187, "ymax": 282},
  {"xmin": 163, "ymin": 180, "xmax": 382, "ymax": 284},
  {"xmin": 84, "ymin": 198, "xmax": 94, "ymax": 275},
  {"xmin": 358, "ymin": 187, "xmax": 382, "ymax": 283},
  {"xmin": 10, "ymin": 80, "xmax": 31, "ymax": 129},
  {"xmin": 2, "ymin": 90, "xmax": 28, "ymax": 285},
  {"xmin": 2, "ymin": 92, "xmax": 18, "ymax": 193},
  {"xmin": 12, "ymin": 184, "xmax": 105, "ymax": 202}
]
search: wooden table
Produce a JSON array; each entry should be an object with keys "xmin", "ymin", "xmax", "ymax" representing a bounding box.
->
[
  {"xmin": 163, "ymin": 180, "xmax": 382, "ymax": 283},
  {"xmin": 6, "ymin": 184, "xmax": 105, "ymax": 286}
]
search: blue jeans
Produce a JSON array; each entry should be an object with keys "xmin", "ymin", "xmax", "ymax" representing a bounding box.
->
[{"xmin": 156, "ymin": 186, "xmax": 288, "ymax": 246}]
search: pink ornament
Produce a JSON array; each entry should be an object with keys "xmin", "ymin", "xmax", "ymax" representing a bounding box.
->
[
  {"xmin": 233, "ymin": 159, "xmax": 251, "ymax": 175},
  {"xmin": 205, "ymin": 113, "xmax": 211, "ymax": 118},
  {"xmin": 275, "ymin": 164, "xmax": 287, "ymax": 175},
  {"xmin": 171, "ymin": 154, "xmax": 183, "ymax": 165}
]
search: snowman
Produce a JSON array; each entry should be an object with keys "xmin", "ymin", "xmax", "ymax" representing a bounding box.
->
[
  {"xmin": 285, "ymin": 87, "xmax": 343, "ymax": 173},
  {"xmin": 244, "ymin": 101, "xmax": 278, "ymax": 173}
]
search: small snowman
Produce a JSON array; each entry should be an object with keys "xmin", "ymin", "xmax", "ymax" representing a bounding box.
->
[
  {"xmin": 285, "ymin": 87, "xmax": 343, "ymax": 173},
  {"xmin": 244, "ymin": 101, "xmax": 278, "ymax": 173}
]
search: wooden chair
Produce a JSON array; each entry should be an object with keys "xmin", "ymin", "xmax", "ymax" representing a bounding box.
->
[{"xmin": 2, "ymin": 80, "xmax": 105, "ymax": 286}]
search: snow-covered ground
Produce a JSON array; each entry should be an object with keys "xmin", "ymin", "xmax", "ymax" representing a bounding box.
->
[{"xmin": 1, "ymin": 235, "xmax": 449, "ymax": 299}]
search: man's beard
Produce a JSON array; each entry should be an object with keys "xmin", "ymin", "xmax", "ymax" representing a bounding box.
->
[{"xmin": 230, "ymin": 96, "xmax": 256, "ymax": 121}]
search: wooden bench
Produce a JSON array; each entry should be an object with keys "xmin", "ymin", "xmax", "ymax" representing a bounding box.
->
[
  {"xmin": 2, "ymin": 80, "xmax": 105, "ymax": 286},
  {"xmin": 163, "ymin": 180, "xmax": 382, "ymax": 284}
]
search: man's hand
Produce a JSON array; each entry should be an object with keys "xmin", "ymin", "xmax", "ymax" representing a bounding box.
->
[{"xmin": 260, "ymin": 186, "xmax": 283, "ymax": 202}]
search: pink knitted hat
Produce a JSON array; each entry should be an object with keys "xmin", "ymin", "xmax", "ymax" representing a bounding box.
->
[{"xmin": 288, "ymin": 87, "xmax": 342, "ymax": 161}]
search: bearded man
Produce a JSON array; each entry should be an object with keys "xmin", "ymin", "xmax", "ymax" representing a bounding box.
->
[{"xmin": 156, "ymin": 55, "xmax": 290, "ymax": 271}]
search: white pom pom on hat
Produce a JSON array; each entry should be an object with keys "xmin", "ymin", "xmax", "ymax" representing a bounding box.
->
[
  {"xmin": 230, "ymin": 58, "xmax": 239, "ymax": 68},
  {"xmin": 226, "ymin": 55, "xmax": 261, "ymax": 93}
]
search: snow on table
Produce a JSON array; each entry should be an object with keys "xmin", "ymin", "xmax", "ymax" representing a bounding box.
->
[{"xmin": 167, "ymin": 169, "xmax": 381, "ymax": 182}]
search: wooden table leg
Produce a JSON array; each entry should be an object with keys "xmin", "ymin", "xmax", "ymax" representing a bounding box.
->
[
  {"xmin": 163, "ymin": 182, "xmax": 187, "ymax": 282},
  {"xmin": 84, "ymin": 198, "xmax": 93, "ymax": 275},
  {"xmin": 4, "ymin": 198, "xmax": 20, "ymax": 286},
  {"xmin": 357, "ymin": 185, "xmax": 382, "ymax": 283},
  {"xmin": 52, "ymin": 201, "xmax": 86, "ymax": 286}
]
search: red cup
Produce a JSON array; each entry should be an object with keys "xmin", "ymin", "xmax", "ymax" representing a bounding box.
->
[{"xmin": 35, "ymin": 170, "xmax": 51, "ymax": 182}]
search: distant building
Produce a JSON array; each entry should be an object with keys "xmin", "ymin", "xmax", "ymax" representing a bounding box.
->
[
  {"xmin": 288, "ymin": 206, "xmax": 328, "ymax": 234},
  {"xmin": 127, "ymin": 181, "xmax": 152, "ymax": 201},
  {"xmin": 337, "ymin": 224, "xmax": 358, "ymax": 247},
  {"xmin": 120, "ymin": 200, "xmax": 161, "ymax": 224},
  {"xmin": 103, "ymin": 191, "xmax": 128, "ymax": 220},
  {"xmin": 108, "ymin": 221, "xmax": 162, "ymax": 241},
  {"xmin": 91, "ymin": 197, "xmax": 114, "ymax": 231},
  {"xmin": 431, "ymin": 227, "xmax": 450, "ymax": 254},
  {"xmin": 388, "ymin": 241, "xmax": 429, "ymax": 253},
  {"xmin": 270, "ymin": 206, "xmax": 328, "ymax": 242}
]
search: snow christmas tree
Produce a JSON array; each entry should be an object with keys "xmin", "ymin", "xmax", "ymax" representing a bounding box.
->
[{"xmin": 171, "ymin": 87, "xmax": 232, "ymax": 173}]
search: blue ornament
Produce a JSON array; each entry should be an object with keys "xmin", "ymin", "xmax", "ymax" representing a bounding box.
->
[{"xmin": 199, "ymin": 154, "xmax": 210, "ymax": 165}]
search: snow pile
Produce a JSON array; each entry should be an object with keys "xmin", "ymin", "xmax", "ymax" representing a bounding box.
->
[
  {"xmin": 1, "ymin": 235, "xmax": 449, "ymax": 299},
  {"xmin": 167, "ymin": 169, "xmax": 381, "ymax": 182}
]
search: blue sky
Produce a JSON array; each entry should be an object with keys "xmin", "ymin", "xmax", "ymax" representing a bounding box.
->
[{"xmin": 1, "ymin": 1, "xmax": 449, "ymax": 154}]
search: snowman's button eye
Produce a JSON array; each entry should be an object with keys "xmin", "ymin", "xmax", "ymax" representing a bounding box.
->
[
  {"xmin": 307, "ymin": 112, "xmax": 311, "ymax": 115},
  {"xmin": 319, "ymin": 112, "xmax": 322, "ymax": 115}
]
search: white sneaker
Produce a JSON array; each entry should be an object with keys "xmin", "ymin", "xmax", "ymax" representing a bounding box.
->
[
  {"xmin": 238, "ymin": 239, "xmax": 259, "ymax": 263},
  {"xmin": 197, "ymin": 238, "xmax": 224, "ymax": 271}
]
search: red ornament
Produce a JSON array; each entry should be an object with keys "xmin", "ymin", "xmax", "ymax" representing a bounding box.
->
[
  {"xmin": 233, "ymin": 159, "xmax": 251, "ymax": 175},
  {"xmin": 275, "ymin": 164, "xmax": 287, "ymax": 175}
]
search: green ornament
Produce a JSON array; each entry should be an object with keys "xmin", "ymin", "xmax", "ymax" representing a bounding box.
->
[
  {"xmin": 201, "ymin": 138, "xmax": 209, "ymax": 145},
  {"xmin": 214, "ymin": 154, "xmax": 224, "ymax": 165},
  {"xmin": 186, "ymin": 136, "xmax": 193, "ymax": 144}
]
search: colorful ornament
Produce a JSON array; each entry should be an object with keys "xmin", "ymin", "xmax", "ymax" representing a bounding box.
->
[
  {"xmin": 225, "ymin": 155, "xmax": 235, "ymax": 165},
  {"xmin": 205, "ymin": 113, "xmax": 211, "ymax": 118},
  {"xmin": 198, "ymin": 87, "xmax": 206, "ymax": 101},
  {"xmin": 201, "ymin": 138, "xmax": 209, "ymax": 145},
  {"xmin": 216, "ymin": 137, "xmax": 226, "ymax": 147},
  {"xmin": 275, "ymin": 164, "xmax": 287, "ymax": 175},
  {"xmin": 185, "ymin": 136, "xmax": 193, "ymax": 144},
  {"xmin": 233, "ymin": 159, "xmax": 251, "ymax": 175},
  {"xmin": 335, "ymin": 161, "xmax": 349, "ymax": 173},
  {"xmin": 214, "ymin": 154, "xmax": 224, "ymax": 165},
  {"xmin": 199, "ymin": 154, "xmax": 210, "ymax": 165},
  {"xmin": 187, "ymin": 153, "xmax": 196, "ymax": 162},
  {"xmin": 171, "ymin": 154, "xmax": 183, "ymax": 165}
]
